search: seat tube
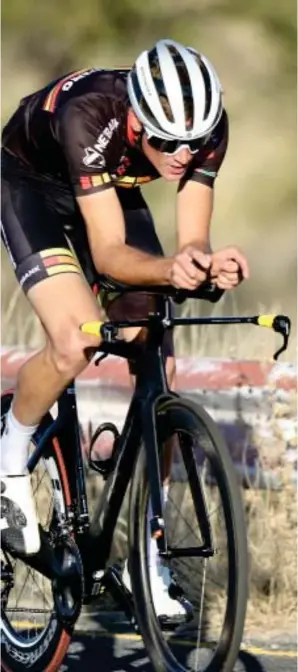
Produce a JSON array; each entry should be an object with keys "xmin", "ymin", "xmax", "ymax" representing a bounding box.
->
[{"xmin": 57, "ymin": 382, "xmax": 89, "ymax": 520}]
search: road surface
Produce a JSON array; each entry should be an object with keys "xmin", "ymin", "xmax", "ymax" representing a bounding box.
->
[{"xmin": 59, "ymin": 615, "xmax": 297, "ymax": 672}]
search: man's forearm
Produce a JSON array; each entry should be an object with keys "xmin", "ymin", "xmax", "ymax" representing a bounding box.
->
[
  {"xmin": 179, "ymin": 239, "xmax": 212, "ymax": 254},
  {"xmin": 95, "ymin": 243, "xmax": 173, "ymax": 285},
  {"xmin": 176, "ymin": 180, "xmax": 214, "ymax": 255}
]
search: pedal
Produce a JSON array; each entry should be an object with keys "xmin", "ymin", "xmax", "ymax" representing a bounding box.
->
[
  {"xmin": 88, "ymin": 423, "xmax": 119, "ymax": 479},
  {"xmin": 159, "ymin": 582, "xmax": 195, "ymax": 630}
]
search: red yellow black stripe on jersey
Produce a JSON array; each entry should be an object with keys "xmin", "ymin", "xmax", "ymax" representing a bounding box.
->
[
  {"xmin": 40, "ymin": 248, "xmax": 81, "ymax": 275},
  {"xmin": 43, "ymin": 69, "xmax": 93, "ymax": 112},
  {"xmin": 79, "ymin": 173, "xmax": 155, "ymax": 191},
  {"xmin": 114, "ymin": 175, "xmax": 154, "ymax": 188},
  {"xmin": 79, "ymin": 174, "xmax": 112, "ymax": 189},
  {"xmin": 16, "ymin": 247, "xmax": 82, "ymax": 294}
]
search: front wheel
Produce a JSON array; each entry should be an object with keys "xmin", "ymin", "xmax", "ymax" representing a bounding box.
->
[{"xmin": 129, "ymin": 398, "xmax": 248, "ymax": 672}]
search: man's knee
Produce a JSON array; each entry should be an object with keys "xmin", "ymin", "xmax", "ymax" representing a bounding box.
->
[{"xmin": 46, "ymin": 322, "xmax": 101, "ymax": 379}]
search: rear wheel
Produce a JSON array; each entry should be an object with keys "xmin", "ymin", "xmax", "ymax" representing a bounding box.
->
[
  {"xmin": 1, "ymin": 392, "xmax": 78, "ymax": 672},
  {"xmin": 129, "ymin": 398, "xmax": 248, "ymax": 672}
]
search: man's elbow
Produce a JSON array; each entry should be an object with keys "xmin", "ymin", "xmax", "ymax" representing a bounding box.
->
[{"xmin": 91, "ymin": 242, "xmax": 125, "ymax": 275}]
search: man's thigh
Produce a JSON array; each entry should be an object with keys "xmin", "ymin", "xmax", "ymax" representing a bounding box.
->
[{"xmin": 1, "ymin": 169, "xmax": 101, "ymax": 339}]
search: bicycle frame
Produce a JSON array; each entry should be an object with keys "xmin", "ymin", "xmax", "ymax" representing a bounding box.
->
[
  {"xmin": 24, "ymin": 293, "xmax": 290, "ymax": 593},
  {"xmin": 26, "ymin": 309, "xmax": 179, "ymax": 588}
]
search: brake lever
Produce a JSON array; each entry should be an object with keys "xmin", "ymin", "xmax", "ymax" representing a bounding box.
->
[
  {"xmin": 271, "ymin": 315, "xmax": 291, "ymax": 361},
  {"xmin": 255, "ymin": 314, "xmax": 291, "ymax": 361},
  {"xmin": 80, "ymin": 321, "xmax": 119, "ymax": 349}
]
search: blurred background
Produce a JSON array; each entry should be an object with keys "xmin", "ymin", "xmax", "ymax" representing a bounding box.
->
[
  {"xmin": 1, "ymin": 0, "xmax": 297, "ymax": 640},
  {"xmin": 2, "ymin": 0, "xmax": 297, "ymax": 358}
]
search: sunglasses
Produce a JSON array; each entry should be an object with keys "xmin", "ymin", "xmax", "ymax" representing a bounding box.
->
[{"xmin": 146, "ymin": 133, "xmax": 210, "ymax": 155}]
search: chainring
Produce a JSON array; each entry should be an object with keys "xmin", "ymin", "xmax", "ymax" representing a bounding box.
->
[{"xmin": 52, "ymin": 536, "xmax": 84, "ymax": 628}]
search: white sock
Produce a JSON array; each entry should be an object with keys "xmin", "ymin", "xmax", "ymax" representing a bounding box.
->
[
  {"xmin": 1, "ymin": 407, "xmax": 38, "ymax": 476},
  {"xmin": 148, "ymin": 484, "xmax": 169, "ymax": 570}
]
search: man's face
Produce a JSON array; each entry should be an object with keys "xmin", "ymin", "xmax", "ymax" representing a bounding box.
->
[{"xmin": 141, "ymin": 134, "xmax": 194, "ymax": 181}]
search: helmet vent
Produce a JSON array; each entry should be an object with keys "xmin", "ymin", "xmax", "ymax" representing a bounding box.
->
[
  {"xmin": 170, "ymin": 46, "xmax": 194, "ymax": 129},
  {"xmin": 148, "ymin": 48, "xmax": 173, "ymax": 123},
  {"xmin": 198, "ymin": 56, "xmax": 212, "ymax": 119},
  {"xmin": 130, "ymin": 68, "xmax": 165, "ymax": 132}
]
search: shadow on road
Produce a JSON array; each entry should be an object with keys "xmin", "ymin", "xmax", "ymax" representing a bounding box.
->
[
  {"xmin": 238, "ymin": 650, "xmax": 267, "ymax": 671},
  {"xmin": 62, "ymin": 632, "xmax": 270, "ymax": 672},
  {"xmin": 61, "ymin": 632, "xmax": 153, "ymax": 671}
]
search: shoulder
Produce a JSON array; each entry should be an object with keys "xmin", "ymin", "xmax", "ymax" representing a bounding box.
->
[
  {"xmin": 51, "ymin": 69, "xmax": 130, "ymax": 124},
  {"xmin": 199, "ymin": 108, "xmax": 229, "ymax": 165},
  {"xmin": 209, "ymin": 109, "xmax": 229, "ymax": 151},
  {"xmin": 56, "ymin": 91, "xmax": 128, "ymax": 143},
  {"xmin": 184, "ymin": 109, "xmax": 229, "ymax": 188}
]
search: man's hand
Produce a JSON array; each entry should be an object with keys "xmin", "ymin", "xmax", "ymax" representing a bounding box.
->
[
  {"xmin": 210, "ymin": 246, "xmax": 249, "ymax": 289},
  {"xmin": 169, "ymin": 245, "xmax": 211, "ymax": 290}
]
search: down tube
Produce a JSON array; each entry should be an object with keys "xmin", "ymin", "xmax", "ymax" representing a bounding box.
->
[{"xmin": 87, "ymin": 396, "xmax": 142, "ymax": 565}]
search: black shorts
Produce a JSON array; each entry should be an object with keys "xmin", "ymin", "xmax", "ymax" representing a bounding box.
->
[{"xmin": 1, "ymin": 151, "xmax": 173, "ymax": 356}]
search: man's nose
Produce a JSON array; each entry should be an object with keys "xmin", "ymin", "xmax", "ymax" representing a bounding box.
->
[{"xmin": 175, "ymin": 147, "xmax": 192, "ymax": 164}]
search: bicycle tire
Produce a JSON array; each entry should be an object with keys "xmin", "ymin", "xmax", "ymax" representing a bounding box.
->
[
  {"xmin": 1, "ymin": 392, "xmax": 76, "ymax": 672},
  {"xmin": 129, "ymin": 397, "xmax": 248, "ymax": 672}
]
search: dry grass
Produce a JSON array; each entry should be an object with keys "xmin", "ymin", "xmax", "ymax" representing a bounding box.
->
[
  {"xmin": 242, "ymin": 391, "xmax": 297, "ymax": 636},
  {"xmin": 244, "ymin": 482, "xmax": 297, "ymax": 635},
  {"xmin": 175, "ymin": 291, "xmax": 297, "ymax": 361}
]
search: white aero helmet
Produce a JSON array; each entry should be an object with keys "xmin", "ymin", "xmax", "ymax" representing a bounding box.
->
[{"xmin": 127, "ymin": 39, "xmax": 223, "ymax": 141}]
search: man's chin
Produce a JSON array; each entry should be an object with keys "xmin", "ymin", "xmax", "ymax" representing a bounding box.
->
[{"xmin": 162, "ymin": 171, "xmax": 184, "ymax": 182}]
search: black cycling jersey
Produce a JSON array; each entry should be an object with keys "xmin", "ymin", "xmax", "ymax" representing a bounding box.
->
[{"xmin": 2, "ymin": 68, "xmax": 228, "ymax": 200}]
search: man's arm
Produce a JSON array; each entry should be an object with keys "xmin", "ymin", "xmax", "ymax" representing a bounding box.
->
[
  {"xmin": 176, "ymin": 180, "xmax": 214, "ymax": 253},
  {"xmin": 175, "ymin": 110, "xmax": 229, "ymax": 253},
  {"xmin": 176, "ymin": 175, "xmax": 249, "ymax": 288},
  {"xmin": 58, "ymin": 99, "xmax": 173, "ymax": 285},
  {"xmin": 77, "ymin": 188, "xmax": 173, "ymax": 285},
  {"xmin": 77, "ymin": 188, "xmax": 211, "ymax": 290}
]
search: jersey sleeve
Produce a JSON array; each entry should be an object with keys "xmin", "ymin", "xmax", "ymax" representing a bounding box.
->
[
  {"xmin": 56, "ymin": 95, "xmax": 122, "ymax": 196},
  {"xmin": 186, "ymin": 110, "xmax": 229, "ymax": 188}
]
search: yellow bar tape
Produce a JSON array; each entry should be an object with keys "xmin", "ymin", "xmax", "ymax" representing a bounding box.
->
[
  {"xmin": 257, "ymin": 315, "xmax": 276, "ymax": 328},
  {"xmin": 80, "ymin": 321, "xmax": 103, "ymax": 336}
]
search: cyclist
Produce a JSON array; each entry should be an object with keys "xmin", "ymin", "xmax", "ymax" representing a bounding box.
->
[{"xmin": 1, "ymin": 38, "xmax": 249, "ymax": 617}]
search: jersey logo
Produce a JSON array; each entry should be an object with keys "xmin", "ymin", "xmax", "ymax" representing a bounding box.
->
[
  {"xmin": 82, "ymin": 118, "xmax": 120, "ymax": 168},
  {"xmin": 43, "ymin": 68, "xmax": 97, "ymax": 112},
  {"xmin": 83, "ymin": 148, "xmax": 106, "ymax": 168}
]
